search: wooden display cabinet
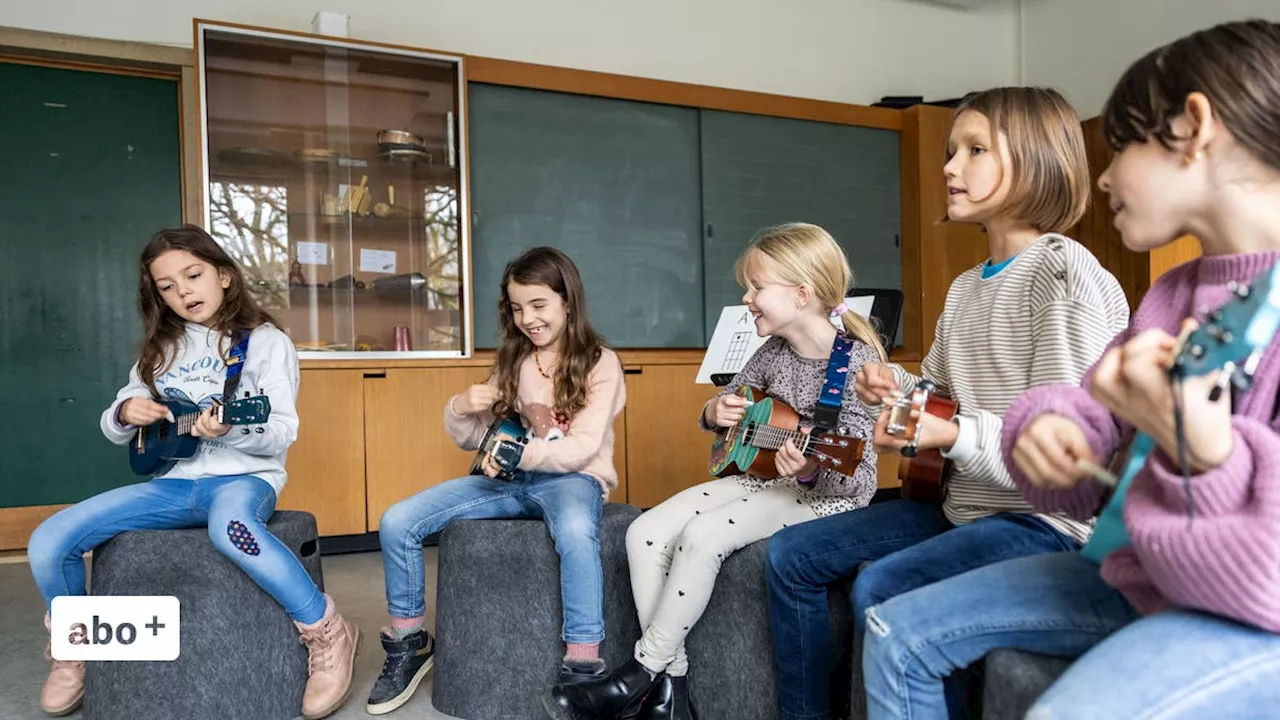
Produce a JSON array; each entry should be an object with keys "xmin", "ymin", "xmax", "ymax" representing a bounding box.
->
[{"xmin": 195, "ymin": 20, "xmax": 469, "ymax": 360}]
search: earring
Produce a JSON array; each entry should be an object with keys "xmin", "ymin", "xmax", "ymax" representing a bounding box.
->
[{"xmin": 1182, "ymin": 150, "xmax": 1204, "ymax": 167}]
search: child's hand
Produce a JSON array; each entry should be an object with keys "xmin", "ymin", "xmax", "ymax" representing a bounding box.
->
[
  {"xmin": 453, "ymin": 384, "xmax": 499, "ymax": 416},
  {"xmin": 1011, "ymin": 414, "xmax": 1097, "ymax": 489},
  {"xmin": 1089, "ymin": 324, "xmax": 1234, "ymax": 473},
  {"xmin": 775, "ymin": 430, "xmax": 814, "ymax": 477},
  {"xmin": 855, "ymin": 364, "xmax": 898, "ymax": 406},
  {"xmin": 479, "ymin": 433, "xmax": 519, "ymax": 478},
  {"xmin": 871, "ymin": 406, "xmax": 959, "ymax": 455},
  {"xmin": 118, "ymin": 398, "xmax": 172, "ymax": 427},
  {"xmin": 191, "ymin": 405, "xmax": 231, "ymax": 438},
  {"xmin": 706, "ymin": 394, "xmax": 750, "ymax": 428}
]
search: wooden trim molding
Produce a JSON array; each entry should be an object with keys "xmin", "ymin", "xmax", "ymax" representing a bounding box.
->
[
  {"xmin": 0, "ymin": 26, "xmax": 191, "ymax": 70},
  {"xmin": 465, "ymin": 56, "xmax": 901, "ymax": 131},
  {"xmin": 0, "ymin": 505, "xmax": 67, "ymax": 551}
]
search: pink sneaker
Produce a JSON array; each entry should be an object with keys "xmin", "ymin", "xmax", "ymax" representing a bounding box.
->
[{"xmin": 294, "ymin": 594, "xmax": 360, "ymax": 719}]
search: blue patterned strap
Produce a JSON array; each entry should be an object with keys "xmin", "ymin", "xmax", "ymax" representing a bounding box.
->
[
  {"xmin": 813, "ymin": 333, "xmax": 855, "ymax": 430},
  {"xmin": 221, "ymin": 330, "xmax": 251, "ymax": 403}
]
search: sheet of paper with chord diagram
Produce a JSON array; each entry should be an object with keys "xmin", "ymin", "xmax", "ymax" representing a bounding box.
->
[{"xmin": 695, "ymin": 295, "xmax": 875, "ymax": 384}]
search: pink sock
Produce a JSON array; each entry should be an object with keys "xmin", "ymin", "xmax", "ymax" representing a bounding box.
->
[
  {"xmin": 565, "ymin": 642, "xmax": 600, "ymax": 661},
  {"xmin": 391, "ymin": 615, "xmax": 424, "ymax": 639}
]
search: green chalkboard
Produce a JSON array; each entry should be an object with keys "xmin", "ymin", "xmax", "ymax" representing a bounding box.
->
[
  {"xmin": 699, "ymin": 110, "xmax": 903, "ymax": 344},
  {"xmin": 468, "ymin": 83, "xmax": 705, "ymax": 349},
  {"xmin": 0, "ymin": 62, "xmax": 182, "ymax": 507}
]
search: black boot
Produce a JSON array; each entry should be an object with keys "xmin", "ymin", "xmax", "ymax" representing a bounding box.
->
[
  {"xmin": 638, "ymin": 674, "xmax": 697, "ymax": 720},
  {"xmin": 543, "ymin": 657, "xmax": 661, "ymax": 720}
]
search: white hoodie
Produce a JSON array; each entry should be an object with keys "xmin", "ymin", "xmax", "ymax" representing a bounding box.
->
[{"xmin": 100, "ymin": 322, "xmax": 300, "ymax": 494}]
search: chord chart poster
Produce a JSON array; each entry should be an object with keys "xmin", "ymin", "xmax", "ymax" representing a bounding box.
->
[{"xmin": 695, "ymin": 296, "xmax": 874, "ymax": 384}]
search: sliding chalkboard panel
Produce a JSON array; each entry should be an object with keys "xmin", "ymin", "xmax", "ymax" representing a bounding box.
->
[
  {"xmin": 700, "ymin": 110, "xmax": 902, "ymax": 344},
  {"xmin": 468, "ymin": 83, "xmax": 704, "ymax": 348},
  {"xmin": 0, "ymin": 62, "xmax": 182, "ymax": 507}
]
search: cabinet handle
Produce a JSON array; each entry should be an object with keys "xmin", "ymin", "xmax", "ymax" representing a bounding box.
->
[
  {"xmin": 623, "ymin": 368, "xmax": 642, "ymax": 375},
  {"xmin": 363, "ymin": 371, "xmax": 387, "ymax": 379},
  {"xmin": 446, "ymin": 111, "xmax": 456, "ymax": 169}
]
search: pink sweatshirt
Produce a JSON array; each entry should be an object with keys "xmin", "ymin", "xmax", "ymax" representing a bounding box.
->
[
  {"xmin": 1001, "ymin": 250, "xmax": 1280, "ymax": 632},
  {"xmin": 443, "ymin": 348, "xmax": 626, "ymax": 496}
]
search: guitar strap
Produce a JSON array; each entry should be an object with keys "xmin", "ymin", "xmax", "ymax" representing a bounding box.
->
[
  {"xmin": 222, "ymin": 330, "xmax": 251, "ymax": 403},
  {"xmin": 813, "ymin": 333, "xmax": 855, "ymax": 430}
]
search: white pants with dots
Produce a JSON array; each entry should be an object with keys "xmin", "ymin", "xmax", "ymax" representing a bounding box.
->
[{"xmin": 624, "ymin": 475, "xmax": 821, "ymax": 676}]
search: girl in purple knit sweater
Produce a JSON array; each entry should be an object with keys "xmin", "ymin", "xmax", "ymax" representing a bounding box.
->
[{"xmin": 858, "ymin": 20, "xmax": 1280, "ymax": 720}]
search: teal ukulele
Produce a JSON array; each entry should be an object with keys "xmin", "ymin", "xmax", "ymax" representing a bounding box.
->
[
  {"xmin": 1081, "ymin": 263, "xmax": 1280, "ymax": 563},
  {"xmin": 708, "ymin": 387, "xmax": 866, "ymax": 480}
]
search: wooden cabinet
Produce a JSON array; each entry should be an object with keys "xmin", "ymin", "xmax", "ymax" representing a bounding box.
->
[
  {"xmin": 622, "ymin": 364, "xmax": 721, "ymax": 508},
  {"xmin": 283, "ymin": 355, "xmax": 914, "ymax": 535},
  {"xmin": 364, "ymin": 367, "xmax": 490, "ymax": 530},
  {"xmin": 278, "ymin": 369, "xmax": 368, "ymax": 536}
]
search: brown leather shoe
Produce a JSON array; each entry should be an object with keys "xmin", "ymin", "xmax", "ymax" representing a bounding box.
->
[
  {"xmin": 41, "ymin": 614, "xmax": 84, "ymax": 716},
  {"xmin": 294, "ymin": 594, "xmax": 361, "ymax": 719}
]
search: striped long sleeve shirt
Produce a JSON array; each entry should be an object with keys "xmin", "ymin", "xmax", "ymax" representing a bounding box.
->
[{"xmin": 865, "ymin": 233, "xmax": 1130, "ymax": 542}]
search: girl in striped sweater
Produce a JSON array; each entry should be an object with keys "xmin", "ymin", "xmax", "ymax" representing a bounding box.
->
[
  {"xmin": 765, "ymin": 87, "xmax": 1130, "ymax": 720},
  {"xmin": 860, "ymin": 19, "xmax": 1280, "ymax": 720}
]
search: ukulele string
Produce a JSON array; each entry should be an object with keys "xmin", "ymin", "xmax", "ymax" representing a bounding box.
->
[{"xmin": 1170, "ymin": 374, "xmax": 1196, "ymax": 524}]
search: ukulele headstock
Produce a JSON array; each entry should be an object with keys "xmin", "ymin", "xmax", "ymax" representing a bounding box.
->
[
  {"xmin": 221, "ymin": 392, "xmax": 273, "ymax": 425},
  {"xmin": 886, "ymin": 380, "xmax": 936, "ymax": 457},
  {"xmin": 1172, "ymin": 263, "xmax": 1280, "ymax": 398}
]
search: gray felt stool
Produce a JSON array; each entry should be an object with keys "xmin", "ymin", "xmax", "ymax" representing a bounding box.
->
[
  {"xmin": 685, "ymin": 538, "xmax": 856, "ymax": 720},
  {"xmin": 432, "ymin": 502, "xmax": 642, "ymax": 720},
  {"xmin": 84, "ymin": 510, "xmax": 323, "ymax": 720},
  {"xmin": 981, "ymin": 649, "xmax": 1073, "ymax": 720}
]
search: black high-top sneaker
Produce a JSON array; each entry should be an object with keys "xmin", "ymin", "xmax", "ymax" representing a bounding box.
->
[{"xmin": 366, "ymin": 628, "xmax": 434, "ymax": 715}]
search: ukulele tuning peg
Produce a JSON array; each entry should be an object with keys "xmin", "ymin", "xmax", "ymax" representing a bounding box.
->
[
  {"xmin": 255, "ymin": 427, "xmax": 265, "ymax": 434},
  {"xmin": 241, "ymin": 428, "xmax": 251, "ymax": 435}
]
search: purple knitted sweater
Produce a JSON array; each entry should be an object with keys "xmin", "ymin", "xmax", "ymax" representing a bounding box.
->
[{"xmin": 1000, "ymin": 250, "xmax": 1280, "ymax": 631}]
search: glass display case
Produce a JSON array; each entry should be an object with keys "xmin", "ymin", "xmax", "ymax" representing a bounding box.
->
[{"xmin": 195, "ymin": 21, "xmax": 469, "ymax": 357}]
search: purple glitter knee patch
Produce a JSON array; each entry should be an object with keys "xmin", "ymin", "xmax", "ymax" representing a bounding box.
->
[{"xmin": 226, "ymin": 520, "xmax": 261, "ymax": 556}]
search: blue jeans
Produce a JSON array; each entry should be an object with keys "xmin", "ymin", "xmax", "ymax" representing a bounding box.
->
[
  {"xmin": 379, "ymin": 471, "xmax": 605, "ymax": 644},
  {"xmin": 765, "ymin": 500, "xmax": 1078, "ymax": 720},
  {"xmin": 862, "ymin": 551, "xmax": 1139, "ymax": 720},
  {"xmin": 27, "ymin": 475, "xmax": 326, "ymax": 624},
  {"xmin": 1029, "ymin": 609, "xmax": 1280, "ymax": 720}
]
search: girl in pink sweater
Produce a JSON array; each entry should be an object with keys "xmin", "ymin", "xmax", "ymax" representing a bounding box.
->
[
  {"xmin": 366, "ymin": 247, "xmax": 625, "ymax": 715},
  {"xmin": 859, "ymin": 19, "xmax": 1280, "ymax": 720}
]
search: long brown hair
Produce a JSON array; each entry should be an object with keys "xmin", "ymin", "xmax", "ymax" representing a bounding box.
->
[
  {"xmin": 136, "ymin": 224, "xmax": 280, "ymax": 395},
  {"xmin": 492, "ymin": 247, "xmax": 605, "ymax": 418},
  {"xmin": 948, "ymin": 87, "xmax": 1091, "ymax": 233},
  {"xmin": 1101, "ymin": 19, "xmax": 1280, "ymax": 173}
]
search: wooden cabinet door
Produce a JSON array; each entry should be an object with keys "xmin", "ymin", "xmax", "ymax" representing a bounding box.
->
[
  {"xmin": 623, "ymin": 364, "xmax": 720, "ymax": 508},
  {"xmin": 363, "ymin": 367, "xmax": 490, "ymax": 531},
  {"xmin": 279, "ymin": 369, "xmax": 368, "ymax": 536}
]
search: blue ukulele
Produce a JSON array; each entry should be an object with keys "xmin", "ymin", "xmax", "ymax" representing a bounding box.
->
[
  {"xmin": 128, "ymin": 393, "xmax": 272, "ymax": 476},
  {"xmin": 470, "ymin": 417, "xmax": 529, "ymax": 480},
  {"xmin": 1082, "ymin": 263, "xmax": 1280, "ymax": 563}
]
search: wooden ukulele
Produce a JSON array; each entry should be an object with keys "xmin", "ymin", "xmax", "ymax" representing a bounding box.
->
[
  {"xmin": 708, "ymin": 387, "xmax": 865, "ymax": 480},
  {"xmin": 885, "ymin": 379, "xmax": 959, "ymax": 503}
]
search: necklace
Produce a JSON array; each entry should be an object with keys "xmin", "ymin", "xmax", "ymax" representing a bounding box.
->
[{"xmin": 534, "ymin": 349, "xmax": 553, "ymax": 379}]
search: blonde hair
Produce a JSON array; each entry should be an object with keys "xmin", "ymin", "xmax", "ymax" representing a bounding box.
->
[
  {"xmin": 735, "ymin": 223, "xmax": 888, "ymax": 361},
  {"xmin": 950, "ymin": 87, "xmax": 1090, "ymax": 233}
]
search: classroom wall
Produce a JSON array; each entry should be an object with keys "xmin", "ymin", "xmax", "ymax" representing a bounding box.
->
[
  {"xmin": 4, "ymin": 0, "xmax": 1021, "ymax": 105},
  {"xmin": 1022, "ymin": 0, "xmax": 1280, "ymax": 116}
]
